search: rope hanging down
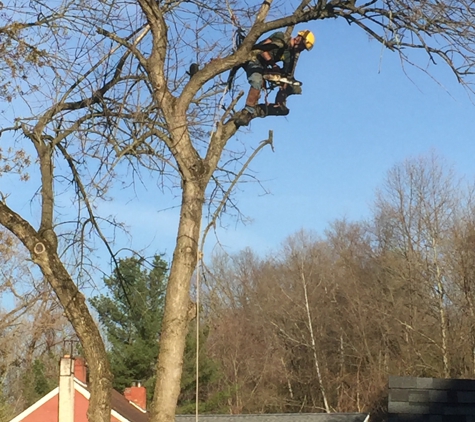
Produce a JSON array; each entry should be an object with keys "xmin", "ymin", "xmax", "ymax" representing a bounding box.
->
[
  {"xmin": 194, "ymin": 12, "xmax": 248, "ymax": 420},
  {"xmin": 194, "ymin": 14, "xmax": 250, "ymax": 411},
  {"xmin": 195, "ymin": 242, "xmax": 202, "ymax": 422},
  {"xmin": 227, "ymin": 0, "xmax": 247, "ymax": 51}
]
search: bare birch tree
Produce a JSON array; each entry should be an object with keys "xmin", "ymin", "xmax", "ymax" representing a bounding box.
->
[{"xmin": 444, "ymin": 193, "xmax": 475, "ymax": 376}]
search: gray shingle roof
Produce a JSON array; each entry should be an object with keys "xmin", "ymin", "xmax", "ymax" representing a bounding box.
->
[{"xmin": 176, "ymin": 413, "xmax": 369, "ymax": 422}]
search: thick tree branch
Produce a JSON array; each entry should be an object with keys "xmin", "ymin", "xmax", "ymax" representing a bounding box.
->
[{"xmin": 0, "ymin": 199, "xmax": 113, "ymax": 422}]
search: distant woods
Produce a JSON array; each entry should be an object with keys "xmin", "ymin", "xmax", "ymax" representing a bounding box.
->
[{"xmin": 199, "ymin": 152, "xmax": 475, "ymax": 414}]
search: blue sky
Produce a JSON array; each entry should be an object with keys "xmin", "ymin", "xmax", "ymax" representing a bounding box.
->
[
  {"xmin": 101, "ymin": 17, "xmax": 475, "ymax": 267},
  {"xmin": 3, "ymin": 11, "xmax": 475, "ymax": 288}
]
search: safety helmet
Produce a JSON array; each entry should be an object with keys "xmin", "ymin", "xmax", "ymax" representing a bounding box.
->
[{"xmin": 297, "ymin": 30, "xmax": 315, "ymax": 50}]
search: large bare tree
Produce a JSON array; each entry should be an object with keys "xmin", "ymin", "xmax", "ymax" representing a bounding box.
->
[{"xmin": 2, "ymin": 0, "xmax": 475, "ymax": 421}]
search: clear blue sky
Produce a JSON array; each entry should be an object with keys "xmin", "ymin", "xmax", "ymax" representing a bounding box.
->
[
  {"xmin": 100, "ymin": 17, "xmax": 475, "ymax": 267},
  {"xmin": 4, "ymin": 13, "xmax": 475, "ymax": 285}
]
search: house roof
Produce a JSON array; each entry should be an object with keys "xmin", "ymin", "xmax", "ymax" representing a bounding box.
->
[
  {"xmin": 176, "ymin": 413, "xmax": 369, "ymax": 422},
  {"xmin": 9, "ymin": 378, "xmax": 149, "ymax": 422},
  {"xmin": 9, "ymin": 387, "xmax": 60, "ymax": 422},
  {"xmin": 75, "ymin": 380, "xmax": 148, "ymax": 422},
  {"xmin": 10, "ymin": 380, "xmax": 367, "ymax": 422}
]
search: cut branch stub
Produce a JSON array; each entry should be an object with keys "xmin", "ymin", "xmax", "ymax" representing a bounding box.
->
[{"xmin": 34, "ymin": 242, "xmax": 46, "ymax": 255}]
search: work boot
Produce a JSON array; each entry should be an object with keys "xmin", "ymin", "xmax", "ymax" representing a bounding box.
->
[
  {"xmin": 234, "ymin": 109, "xmax": 255, "ymax": 126},
  {"xmin": 234, "ymin": 87, "xmax": 261, "ymax": 126}
]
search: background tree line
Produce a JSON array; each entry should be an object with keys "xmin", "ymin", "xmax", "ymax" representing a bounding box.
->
[
  {"xmin": 4, "ymin": 152, "xmax": 475, "ymax": 419},
  {"xmin": 200, "ymin": 152, "xmax": 475, "ymax": 415}
]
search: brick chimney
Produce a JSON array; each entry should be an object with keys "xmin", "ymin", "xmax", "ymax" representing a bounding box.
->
[
  {"xmin": 73, "ymin": 356, "xmax": 87, "ymax": 383},
  {"xmin": 124, "ymin": 383, "xmax": 147, "ymax": 411}
]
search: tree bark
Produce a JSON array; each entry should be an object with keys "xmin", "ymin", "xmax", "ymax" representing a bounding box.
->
[
  {"xmin": 0, "ymin": 201, "xmax": 113, "ymax": 422},
  {"xmin": 150, "ymin": 180, "xmax": 204, "ymax": 422},
  {"xmin": 300, "ymin": 268, "xmax": 330, "ymax": 413}
]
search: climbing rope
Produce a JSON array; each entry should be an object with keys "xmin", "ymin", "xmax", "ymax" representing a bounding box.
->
[
  {"xmin": 379, "ymin": 8, "xmax": 401, "ymax": 72},
  {"xmin": 195, "ymin": 233, "xmax": 202, "ymax": 422}
]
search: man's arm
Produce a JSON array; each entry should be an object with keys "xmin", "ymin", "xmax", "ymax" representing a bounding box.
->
[
  {"xmin": 253, "ymin": 34, "xmax": 286, "ymax": 70},
  {"xmin": 252, "ymin": 38, "xmax": 275, "ymax": 64}
]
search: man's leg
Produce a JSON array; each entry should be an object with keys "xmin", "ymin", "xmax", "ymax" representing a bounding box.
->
[
  {"xmin": 256, "ymin": 84, "xmax": 302, "ymax": 116},
  {"xmin": 244, "ymin": 87, "xmax": 261, "ymax": 113},
  {"xmin": 234, "ymin": 62, "xmax": 264, "ymax": 126},
  {"xmin": 255, "ymin": 86, "xmax": 290, "ymax": 116}
]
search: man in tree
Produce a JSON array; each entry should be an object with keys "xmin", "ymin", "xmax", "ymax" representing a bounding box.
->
[{"xmin": 234, "ymin": 30, "xmax": 315, "ymax": 126}]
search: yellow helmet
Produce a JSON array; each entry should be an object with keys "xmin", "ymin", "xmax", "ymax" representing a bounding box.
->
[{"xmin": 298, "ymin": 30, "xmax": 315, "ymax": 50}]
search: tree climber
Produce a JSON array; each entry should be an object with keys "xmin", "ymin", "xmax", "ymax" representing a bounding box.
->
[{"xmin": 234, "ymin": 30, "xmax": 315, "ymax": 127}]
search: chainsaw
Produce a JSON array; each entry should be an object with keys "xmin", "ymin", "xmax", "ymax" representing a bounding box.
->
[{"xmin": 263, "ymin": 72, "xmax": 302, "ymax": 87}]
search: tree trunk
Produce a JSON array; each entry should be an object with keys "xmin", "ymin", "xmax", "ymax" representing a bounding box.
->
[
  {"xmin": 432, "ymin": 242, "xmax": 450, "ymax": 377},
  {"xmin": 0, "ymin": 202, "xmax": 113, "ymax": 422},
  {"xmin": 150, "ymin": 180, "xmax": 203, "ymax": 422},
  {"xmin": 300, "ymin": 269, "xmax": 330, "ymax": 413}
]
